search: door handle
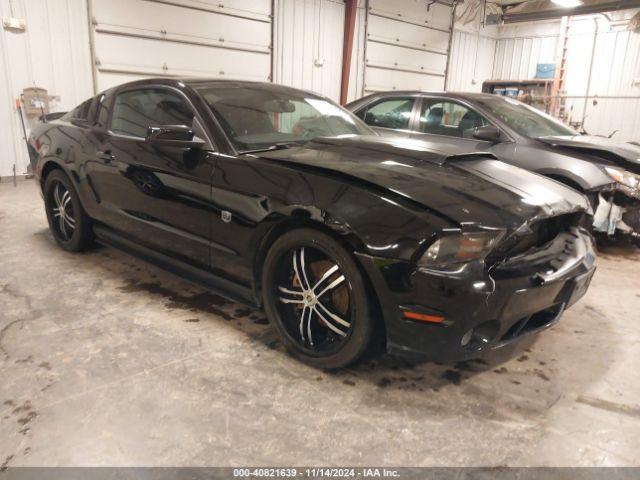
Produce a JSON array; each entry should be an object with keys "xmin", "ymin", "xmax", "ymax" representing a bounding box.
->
[{"xmin": 96, "ymin": 150, "xmax": 114, "ymax": 163}]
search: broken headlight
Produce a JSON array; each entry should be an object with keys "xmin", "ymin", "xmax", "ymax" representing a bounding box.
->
[
  {"xmin": 604, "ymin": 167, "xmax": 640, "ymax": 190},
  {"xmin": 419, "ymin": 231, "xmax": 504, "ymax": 267}
]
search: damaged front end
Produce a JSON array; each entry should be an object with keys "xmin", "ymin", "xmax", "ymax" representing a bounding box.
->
[
  {"xmin": 536, "ymin": 136, "xmax": 640, "ymax": 244},
  {"xmin": 592, "ymin": 178, "xmax": 640, "ymax": 242},
  {"xmin": 357, "ymin": 209, "xmax": 596, "ymax": 362}
]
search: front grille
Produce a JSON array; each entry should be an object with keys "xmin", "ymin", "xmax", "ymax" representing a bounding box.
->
[{"xmin": 490, "ymin": 212, "xmax": 583, "ymax": 261}]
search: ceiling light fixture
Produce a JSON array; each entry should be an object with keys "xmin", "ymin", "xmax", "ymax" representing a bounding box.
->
[{"xmin": 551, "ymin": 0, "xmax": 583, "ymax": 8}]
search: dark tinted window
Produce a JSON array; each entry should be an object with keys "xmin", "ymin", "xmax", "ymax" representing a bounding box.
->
[
  {"xmin": 419, "ymin": 100, "xmax": 489, "ymax": 138},
  {"xmin": 360, "ymin": 98, "xmax": 415, "ymax": 130},
  {"xmin": 110, "ymin": 88, "xmax": 194, "ymax": 138}
]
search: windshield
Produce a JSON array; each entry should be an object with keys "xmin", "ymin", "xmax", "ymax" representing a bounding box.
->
[
  {"xmin": 197, "ymin": 85, "xmax": 373, "ymax": 152},
  {"xmin": 475, "ymin": 96, "xmax": 578, "ymax": 138}
]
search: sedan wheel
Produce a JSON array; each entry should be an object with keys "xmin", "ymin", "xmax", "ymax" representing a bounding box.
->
[{"xmin": 262, "ymin": 229, "xmax": 374, "ymax": 368}]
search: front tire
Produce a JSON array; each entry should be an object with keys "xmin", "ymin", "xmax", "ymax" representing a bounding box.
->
[
  {"xmin": 43, "ymin": 170, "xmax": 93, "ymax": 252},
  {"xmin": 262, "ymin": 228, "xmax": 374, "ymax": 369}
]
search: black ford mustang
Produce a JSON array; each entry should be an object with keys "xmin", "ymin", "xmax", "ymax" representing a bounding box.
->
[{"xmin": 29, "ymin": 78, "xmax": 596, "ymax": 368}]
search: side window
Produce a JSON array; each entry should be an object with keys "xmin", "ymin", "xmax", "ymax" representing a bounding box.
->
[
  {"xmin": 359, "ymin": 98, "xmax": 415, "ymax": 130},
  {"xmin": 419, "ymin": 100, "xmax": 489, "ymax": 138},
  {"xmin": 110, "ymin": 88, "xmax": 194, "ymax": 138}
]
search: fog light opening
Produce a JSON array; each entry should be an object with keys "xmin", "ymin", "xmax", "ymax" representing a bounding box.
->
[{"xmin": 463, "ymin": 320, "xmax": 500, "ymax": 352}]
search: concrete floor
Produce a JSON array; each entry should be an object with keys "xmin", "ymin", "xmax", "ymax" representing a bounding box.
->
[{"xmin": 1, "ymin": 180, "xmax": 639, "ymax": 468}]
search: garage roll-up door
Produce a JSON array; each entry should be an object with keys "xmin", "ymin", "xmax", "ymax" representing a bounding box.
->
[
  {"xmin": 89, "ymin": 0, "xmax": 273, "ymax": 91},
  {"xmin": 364, "ymin": 0, "xmax": 453, "ymax": 93}
]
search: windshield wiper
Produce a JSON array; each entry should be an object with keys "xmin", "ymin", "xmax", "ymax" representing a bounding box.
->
[{"xmin": 239, "ymin": 142, "xmax": 303, "ymax": 155}]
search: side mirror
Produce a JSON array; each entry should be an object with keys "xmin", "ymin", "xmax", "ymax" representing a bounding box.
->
[
  {"xmin": 472, "ymin": 125, "xmax": 502, "ymax": 143},
  {"xmin": 146, "ymin": 125, "xmax": 205, "ymax": 148}
]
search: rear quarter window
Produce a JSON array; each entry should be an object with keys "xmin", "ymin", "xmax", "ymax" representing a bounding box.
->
[{"xmin": 63, "ymin": 97, "xmax": 99, "ymax": 125}]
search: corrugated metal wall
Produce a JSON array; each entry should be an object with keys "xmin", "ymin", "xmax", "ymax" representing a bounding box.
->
[
  {"xmin": 563, "ymin": 16, "xmax": 640, "ymax": 142},
  {"xmin": 492, "ymin": 21, "xmax": 560, "ymax": 80},
  {"xmin": 2, "ymin": 2, "xmax": 640, "ymax": 180},
  {"xmin": 490, "ymin": 15, "xmax": 640, "ymax": 142},
  {"xmin": 0, "ymin": 0, "xmax": 93, "ymax": 179},
  {"xmin": 447, "ymin": 30, "xmax": 497, "ymax": 92},
  {"xmin": 273, "ymin": 0, "xmax": 346, "ymax": 101}
]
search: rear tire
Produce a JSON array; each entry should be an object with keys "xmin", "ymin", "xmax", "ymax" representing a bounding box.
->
[
  {"xmin": 43, "ymin": 170, "xmax": 93, "ymax": 252},
  {"xmin": 262, "ymin": 228, "xmax": 374, "ymax": 369}
]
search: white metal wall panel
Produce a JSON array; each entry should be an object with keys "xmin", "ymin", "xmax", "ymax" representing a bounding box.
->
[
  {"xmin": 490, "ymin": 16, "xmax": 640, "ymax": 142},
  {"xmin": 273, "ymin": 0, "xmax": 346, "ymax": 102},
  {"xmin": 491, "ymin": 20, "xmax": 561, "ymax": 81},
  {"xmin": 364, "ymin": 0, "xmax": 453, "ymax": 93},
  {"xmin": 0, "ymin": 0, "xmax": 93, "ymax": 178},
  {"xmin": 91, "ymin": 0, "xmax": 272, "ymax": 91},
  {"xmin": 563, "ymin": 17, "xmax": 640, "ymax": 142},
  {"xmin": 447, "ymin": 30, "xmax": 497, "ymax": 92},
  {"xmin": 492, "ymin": 35, "xmax": 559, "ymax": 80}
]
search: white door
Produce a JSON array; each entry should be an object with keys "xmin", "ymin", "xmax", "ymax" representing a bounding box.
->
[
  {"xmin": 273, "ymin": 0, "xmax": 346, "ymax": 102},
  {"xmin": 364, "ymin": 0, "xmax": 452, "ymax": 94}
]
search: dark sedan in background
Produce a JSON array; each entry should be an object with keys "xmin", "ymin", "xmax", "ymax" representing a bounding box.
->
[
  {"xmin": 347, "ymin": 92, "xmax": 640, "ymax": 243},
  {"xmin": 29, "ymin": 79, "xmax": 595, "ymax": 368}
]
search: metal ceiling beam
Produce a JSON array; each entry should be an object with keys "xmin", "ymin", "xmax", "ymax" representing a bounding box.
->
[{"xmin": 503, "ymin": 0, "xmax": 640, "ymax": 23}]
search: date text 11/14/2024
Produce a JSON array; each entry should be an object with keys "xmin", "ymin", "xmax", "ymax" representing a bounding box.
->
[{"xmin": 232, "ymin": 468, "xmax": 401, "ymax": 478}]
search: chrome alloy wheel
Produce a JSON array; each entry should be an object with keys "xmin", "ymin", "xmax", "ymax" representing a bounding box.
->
[
  {"xmin": 276, "ymin": 247, "xmax": 353, "ymax": 353},
  {"xmin": 50, "ymin": 181, "xmax": 76, "ymax": 241}
]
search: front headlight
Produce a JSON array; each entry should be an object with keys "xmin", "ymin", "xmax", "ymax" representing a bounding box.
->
[
  {"xmin": 604, "ymin": 167, "xmax": 640, "ymax": 190},
  {"xmin": 419, "ymin": 231, "xmax": 504, "ymax": 267}
]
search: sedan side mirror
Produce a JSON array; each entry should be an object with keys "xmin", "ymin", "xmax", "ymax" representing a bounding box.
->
[
  {"xmin": 472, "ymin": 125, "xmax": 502, "ymax": 143},
  {"xmin": 146, "ymin": 125, "xmax": 205, "ymax": 148}
]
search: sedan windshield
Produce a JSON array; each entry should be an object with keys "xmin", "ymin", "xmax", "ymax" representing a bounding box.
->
[
  {"xmin": 474, "ymin": 96, "xmax": 578, "ymax": 138},
  {"xmin": 197, "ymin": 86, "xmax": 372, "ymax": 152}
]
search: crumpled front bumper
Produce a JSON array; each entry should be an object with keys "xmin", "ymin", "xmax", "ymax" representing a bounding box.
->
[
  {"xmin": 592, "ymin": 184, "xmax": 640, "ymax": 239},
  {"xmin": 355, "ymin": 228, "xmax": 596, "ymax": 363}
]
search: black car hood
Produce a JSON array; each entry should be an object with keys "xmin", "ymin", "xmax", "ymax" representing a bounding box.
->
[
  {"xmin": 255, "ymin": 136, "xmax": 589, "ymax": 229},
  {"xmin": 538, "ymin": 135, "xmax": 640, "ymax": 173}
]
